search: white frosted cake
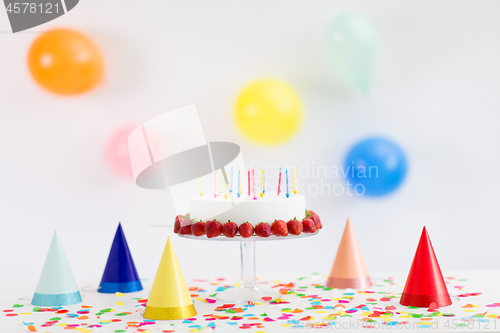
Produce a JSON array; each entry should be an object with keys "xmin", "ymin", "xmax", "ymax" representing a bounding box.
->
[
  {"xmin": 174, "ymin": 167, "xmax": 322, "ymax": 238},
  {"xmin": 190, "ymin": 194, "xmax": 305, "ymax": 225}
]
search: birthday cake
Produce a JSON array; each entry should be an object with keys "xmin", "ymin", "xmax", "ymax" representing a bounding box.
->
[{"xmin": 173, "ymin": 168, "xmax": 321, "ymax": 238}]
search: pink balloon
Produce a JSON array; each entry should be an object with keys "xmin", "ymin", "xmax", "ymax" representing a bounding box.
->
[{"xmin": 104, "ymin": 126, "xmax": 136, "ymax": 178}]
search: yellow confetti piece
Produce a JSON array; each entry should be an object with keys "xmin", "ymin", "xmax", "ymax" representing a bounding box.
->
[
  {"xmin": 255, "ymin": 331, "xmax": 266, "ymax": 333},
  {"xmin": 272, "ymin": 280, "xmax": 281, "ymax": 283},
  {"xmin": 100, "ymin": 320, "xmax": 112, "ymax": 324},
  {"xmin": 282, "ymin": 324, "xmax": 293, "ymax": 327},
  {"xmin": 398, "ymin": 311, "xmax": 409, "ymax": 314},
  {"xmin": 115, "ymin": 292, "xmax": 125, "ymax": 297},
  {"xmin": 464, "ymin": 309, "xmax": 475, "ymax": 312},
  {"xmin": 315, "ymin": 310, "xmax": 327, "ymax": 313},
  {"xmin": 56, "ymin": 323, "xmax": 68, "ymax": 326},
  {"xmin": 400, "ymin": 315, "xmax": 412, "ymax": 318},
  {"xmin": 190, "ymin": 329, "xmax": 199, "ymax": 332},
  {"xmin": 487, "ymin": 314, "xmax": 498, "ymax": 318},
  {"xmin": 20, "ymin": 312, "xmax": 32, "ymax": 315},
  {"xmin": 253, "ymin": 302, "xmax": 264, "ymax": 305},
  {"xmin": 359, "ymin": 311, "xmax": 371, "ymax": 316},
  {"xmin": 115, "ymin": 301, "xmax": 124, "ymax": 306},
  {"xmin": 321, "ymin": 274, "xmax": 329, "ymax": 278}
]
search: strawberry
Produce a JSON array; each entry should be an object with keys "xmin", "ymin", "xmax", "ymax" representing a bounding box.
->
[
  {"xmin": 204, "ymin": 220, "xmax": 222, "ymax": 238},
  {"xmin": 174, "ymin": 214, "xmax": 183, "ymax": 233},
  {"xmin": 271, "ymin": 220, "xmax": 288, "ymax": 236},
  {"xmin": 308, "ymin": 211, "xmax": 322, "ymax": 230},
  {"xmin": 239, "ymin": 222, "xmax": 254, "ymax": 238},
  {"xmin": 191, "ymin": 221, "xmax": 206, "ymax": 236},
  {"xmin": 287, "ymin": 218, "xmax": 303, "ymax": 235},
  {"xmin": 255, "ymin": 222, "xmax": 271, "ymax": 238},
  {"xmin": 302, "ymin": 217, "xmax": 317, "ymax": 233},
  {"xmin": 222, "ymin": 221, "xmax": 238, "ymax": 238},
  {"xmin": 179, "ymin": 224, "xmax": 192, "ymax": 235}
]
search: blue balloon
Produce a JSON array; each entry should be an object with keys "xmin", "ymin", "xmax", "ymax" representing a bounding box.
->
[{"xmin": 344, "ymin": 137, "xmax": 407, "ymax": 196}]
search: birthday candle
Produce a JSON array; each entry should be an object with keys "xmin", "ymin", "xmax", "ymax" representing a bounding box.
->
[
  {"xmin": 277, "ymin": 167, "xmax": 282, "ymax": 195},
  {"xmin": 248, "ymin": 170, "xmax": 251, "ymax": 196},
  {"xmin": 213, "ymin": 171, "xmax": 217, "ymax": 198},
  {"xmin": 224, "ymin": 171, "xmax": 228, "ymax": 199},
  {"xmin": 260, "ymin": 169, "xmax": 264, "ymax": 198},
  {"xmin": 230, "ymin": 167, "xmax": 233, "ymax": 193},
  {"xmin": 200, "ymin": 170, "xmax": 203, "ymax": 196},
  {"xmin": 219, "ymin": 170, "xmax": 222, "ymax": 196},
  {"xmin": 237, "ymin": 169, "xmax": 241, "ymax": 198},
  {"xmin": 286, "ymin": 168, "xmax": 289, "ymax": 198},
  {"xmin": 293, "ymin": 168, "xmax": 297, "ymax": 194},
  {"xmin": 263, "ymin": 169, "xmax": 266, "ymax": 194},
  {"xmin": 252, "ymin": 168, "xmax": 256, "ymax": 200}
]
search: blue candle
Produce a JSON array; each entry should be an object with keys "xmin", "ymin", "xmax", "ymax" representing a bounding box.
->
[
  {"xmin": 286, "ymin": 168, "xmax": 289, "ymax": 198},
  {"xmin": 237, "ymin": 170, "xmax": 241, "ymax": 198}
]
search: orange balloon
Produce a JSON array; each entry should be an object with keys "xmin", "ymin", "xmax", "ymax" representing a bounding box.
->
[{"xmin": 28, "ymin": 28, "xmax": 104, "ymax": 95}]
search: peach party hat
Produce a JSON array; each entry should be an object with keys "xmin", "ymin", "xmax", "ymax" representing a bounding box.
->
[{"xmin": 326, "ymin": 218, "xmax": 371, "ymax": 289}]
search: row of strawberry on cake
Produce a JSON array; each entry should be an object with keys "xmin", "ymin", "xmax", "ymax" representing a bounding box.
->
[{"xmin": 174, "ymin": 210, "xmax": 322, "ymax": 238}]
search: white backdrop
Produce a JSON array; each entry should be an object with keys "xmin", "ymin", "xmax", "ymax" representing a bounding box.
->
[{"xmin": 1, "ymin": 0, "xmax": 499, "ymax": 289}]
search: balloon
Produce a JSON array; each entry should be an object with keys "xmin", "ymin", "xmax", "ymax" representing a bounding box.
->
[
  {"xmin": 326, "ymin": 12, "xmax": 378, "ymax": 94},
  {"xmin": 105, "ymin": 126, "xmax": 136, "ymax": 179},
  {"xmin": 28, "ymin": 28, "xmax": 104, "ymax": 95},
  {"xmin": 234, "ymin": 79, "xmax": 303, "ymax": 145},
  {"xmin": 344, "ymin": 137, "xmax": 407, "ymax": 196}
]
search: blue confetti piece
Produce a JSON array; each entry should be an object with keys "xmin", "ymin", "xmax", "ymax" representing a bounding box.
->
[
  {"xmin": 183, "ymin": 320, "xmax": 193, "ymax": 324},
  {"xmin": 67, "ymin": 313, "xmax": 79, "ymax": 318},
  {"xmin": 324, "ymin": 306, "xmax": 335, "ymax": 309},
  {"xmin": 243, "ymin": 314, "xmax": 255, "ymax": 317},
  {"xmin": 188, "ymin": 325, "xmax": 202, "ymax": 329},
  {"xmin": 361, "ymin": 306, "xmax": 370, "ymax": 310},
  {"xmin": 344, "ymin": 293, "xmax": 355, "ymax": 295},
  {"xmin": 227, "ymin": 322, "xmax": 238, "ymax": 325},
  {"xmin": 207, "ymin": 322, "xmax": 216, "ymax": 327},
  {"xmin": 215, "ymin": 287, "xmax": 226, "ymax": 292},
  {"xmin": 144, "ymin": 319, "xmax": 156, "ymax": 322},
  {"xmin": 23, "ymin": 321, "xmax": 34, "ymax": 325},
  {"xmin": 310, "ymin": 301, "xmax": 321, "ymax": 305}
]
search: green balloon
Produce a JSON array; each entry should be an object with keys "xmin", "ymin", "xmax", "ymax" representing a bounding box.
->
[{"xmin": 326, "ymin": 12, "xmax": 378, "ymax": 94}]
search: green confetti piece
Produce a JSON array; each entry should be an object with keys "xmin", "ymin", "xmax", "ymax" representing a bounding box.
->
[
  {"xmin": 297, "ymin": 294, "xmax": 305, "ymax": 297},
  {"xmin": 281, "ymin": 308, "xmax": 292, "ymax": 312},
  {"xmin": 260, "ymin": 313, "xmax": 268, "ymax": 317},
  {"xmin": 298, "ymin": 286, "xmax": 308, "ymax": 289},
  {"xmin": 323, "ymin": 287, "xmax": 333, "ymax": 291},
  {"xmin": 32, "ymin": 307, "xmax": 42, "ymax": 312},
  {"xmin": 115, "ymin": 330, "xmax": 126, "ymax": 332},
  {"xmin": 115, "ymin": 313, "xmax": 128, "ymax": 316},
  {"xmin": 408, "ymin": 306, "xmax": 419, "ymax": 309},
  {"xmin": 366, "ymin": 302, "xmax": 377, "ymax": 305},
  {"xmin": 297, "ymin": 277, "xmax": 308, "ymax": 280},
  {"xmin": 209, "ymin": 293, "xmax": 218, "ymax": 297},
  {"xmin": 305, "ymin": 307, "xmax": 315, "ymax": 310},
  {"xmin": 315, "ymin": 286, "xmax": 324, "ymax": 289},
  {"xmin": 12, "ymin": 304, "xmax": 23, "ymax": 308},
  {"xmin": 49, "ymin": 317, "xmax": 62, "ymax": 321},
  {"xmin": 225, "ymin": 309, "xmax": 236, "ymax": 313},
  {"xmin": 457, "ymin": 279, "xmax": 467, "ymax": 281},
  {"xmin": 376, "ymin": 292, "xmax": 387, "ymax": 294}
]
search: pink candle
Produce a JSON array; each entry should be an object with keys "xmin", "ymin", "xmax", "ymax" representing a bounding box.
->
[{"xmin": 277, "ymin": 167, "xmax": 282, "ymax": 195}]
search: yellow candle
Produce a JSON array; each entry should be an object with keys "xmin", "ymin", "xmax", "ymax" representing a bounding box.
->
[{"xmin": 293, "ymin": 168, "xmax": 297, "ymax": 194}]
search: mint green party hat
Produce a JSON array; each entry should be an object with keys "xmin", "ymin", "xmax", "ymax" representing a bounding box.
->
[{"xmin": 32, "ymin": 230, "xmax": 82, "ymax": 306}]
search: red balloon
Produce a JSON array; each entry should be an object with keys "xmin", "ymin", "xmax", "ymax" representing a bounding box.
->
[{"xmin": 105, "ymin": 126, "xmax": 136, "ymax": 178}]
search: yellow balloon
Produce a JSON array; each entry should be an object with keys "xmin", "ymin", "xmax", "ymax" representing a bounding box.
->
[{"xmin": 235, "ymin": 79, "xmax": 303, "ymax": 145}]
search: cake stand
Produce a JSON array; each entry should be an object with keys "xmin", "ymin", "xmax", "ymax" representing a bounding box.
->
[{"xmin": 178, "ymin": 232, "xmax": 318, "ymax": 303}]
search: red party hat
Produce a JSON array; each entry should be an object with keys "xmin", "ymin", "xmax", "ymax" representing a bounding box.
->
[{"xmin": 400, "ymin": 227, "xmax": 451, "ymax": 308}]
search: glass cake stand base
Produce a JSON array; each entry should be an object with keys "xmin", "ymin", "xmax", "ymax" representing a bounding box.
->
[{"xmin": 178, "ymin": 233, "xmax": 318, "ymax": 303}]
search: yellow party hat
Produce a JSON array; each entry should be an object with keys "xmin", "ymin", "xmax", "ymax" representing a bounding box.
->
[{"xmin": 143, "ymin": 237, "xmax": 197, "ymax": 320}]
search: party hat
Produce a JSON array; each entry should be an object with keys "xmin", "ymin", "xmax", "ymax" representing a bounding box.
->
[
  {"xmin": 326, "ymin": 218, "xmax": 371, "ymax": 289},
  {"xmin": 32, "ymin": 230, "xmax": 82, "ymax": 306},
  {"xmin": 98, "ymin": 223, "xmax": 143, "ymax": 293},
  {"xmin": 400, "ymin": 227, "xmax": 451, "ymax": 307},
  {"xmin": 143, "ymin": 237, "xmax": 196, "ymax": 320}
]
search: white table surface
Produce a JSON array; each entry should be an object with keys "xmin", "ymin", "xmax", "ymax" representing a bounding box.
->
[{"xmin": 1, "ymin": 270, "xmax": 500, "ymax": 332}]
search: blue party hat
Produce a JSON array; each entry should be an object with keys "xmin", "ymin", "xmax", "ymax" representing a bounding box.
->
[
  {"xmin": 32, "ymin": 230, "xmax": 82, "ymax": 306},
  {"xmin": 98, "ymin": 223, "xmax": 142, "ymax": 293}
]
